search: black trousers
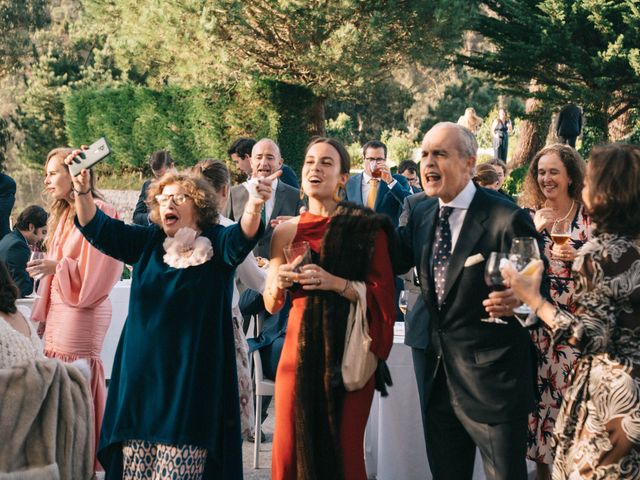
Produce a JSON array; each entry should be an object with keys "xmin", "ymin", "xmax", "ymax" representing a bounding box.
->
[
  {"xmin": 412, "ymin": 348, "xmax": 528, "ymax": 480},
  {"xmin": 558, "ymin": 135, "xmax": 577, "ymax": 148}
]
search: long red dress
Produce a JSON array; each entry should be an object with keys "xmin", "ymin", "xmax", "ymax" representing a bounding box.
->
[{"xmin": 272, "ymin": 211, "xmax": 396, "ymax": 480}]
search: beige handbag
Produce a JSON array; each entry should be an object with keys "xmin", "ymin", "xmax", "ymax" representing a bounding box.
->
[{"xmin": 342, "ymin": 281, "xmax": 378, "ymax": 391}]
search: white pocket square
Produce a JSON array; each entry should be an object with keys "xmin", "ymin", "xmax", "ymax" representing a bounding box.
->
[{"xmin": 464, "ymin": 253, "xmax": 485, "ymax": 267}]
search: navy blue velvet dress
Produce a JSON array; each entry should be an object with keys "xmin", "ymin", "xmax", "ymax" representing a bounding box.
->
[{"xmin": 77, "ymin": 209, "xmax": 262, "ymax": 480}]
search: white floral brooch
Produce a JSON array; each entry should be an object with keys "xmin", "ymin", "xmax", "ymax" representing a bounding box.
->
[{"xmin": 163, "ymin": 227, "xmax": 213, "ymax": 269}]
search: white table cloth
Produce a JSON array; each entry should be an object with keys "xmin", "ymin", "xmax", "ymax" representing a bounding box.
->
[
  {"xmin": 102, "ymin": 279, "xmax": 131, "ymax": 380},
  {"xmin": 365, "ymin": 327, "xmax": 487, "ymax": 480}
]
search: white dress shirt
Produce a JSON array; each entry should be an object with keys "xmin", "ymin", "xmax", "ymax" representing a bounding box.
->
[
  {"xmin": 438, "ymin": 180, "xmax": 477, "ymax": 253},
  {"xmin": 361, "ymin": 171, "xmax": 397, "ymax": 204}
]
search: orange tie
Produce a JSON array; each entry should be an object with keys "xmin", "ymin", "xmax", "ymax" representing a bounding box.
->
[{"xmin": 367, "ymin": 178, "xmax": 378, "ymax": 209}]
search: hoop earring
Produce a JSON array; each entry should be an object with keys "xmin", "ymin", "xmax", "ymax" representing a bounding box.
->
[{"xmin": 333, "ymin": 183, "xmax": 344, "ymax": 203}]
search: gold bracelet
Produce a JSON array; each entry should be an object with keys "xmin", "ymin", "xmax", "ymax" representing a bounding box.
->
[{"xmin": 243, "ymin": 209, "xmax": 262, "ymax": 217}]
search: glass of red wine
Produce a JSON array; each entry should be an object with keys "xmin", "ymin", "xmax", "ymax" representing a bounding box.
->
[{"xmin": 481, "ymin": 251, "xmax": 509, "ymax": 324}]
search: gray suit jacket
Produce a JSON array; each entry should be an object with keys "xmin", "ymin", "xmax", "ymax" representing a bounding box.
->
[
  {"xmin": 224, "ymin": 180, "xmax": 304, "ymax": 258},
  {"xmin": 399, "ymin": 192, "xmax": 430, "ymax": 349}
]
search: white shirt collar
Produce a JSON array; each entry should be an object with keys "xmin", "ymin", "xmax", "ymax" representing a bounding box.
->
[
  {"xmin": 438, "ymin": 180, "xmax": 476, "ymax": 210},
  {"xmin": 362, "ymin": 171, "xmax": 374, "ymax": 183}
]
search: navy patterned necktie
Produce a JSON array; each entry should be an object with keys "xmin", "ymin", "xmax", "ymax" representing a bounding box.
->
[{"xmin": 433, "ymin": 206, "xmax": 454, "ymax": 305}]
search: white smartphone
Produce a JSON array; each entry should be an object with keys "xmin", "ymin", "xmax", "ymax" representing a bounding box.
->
[{"xmin": 68, "ymin": 137, "xmax": 111, "ymax": 176}]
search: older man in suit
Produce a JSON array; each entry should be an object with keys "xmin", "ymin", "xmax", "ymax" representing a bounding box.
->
[
  {"xmin": 397, "ymin": 122, "xmax": 544, "ymax": 480},
  {"xmin": 225, "ymin": 138, "xmax": 304, "ymax": 258},
  {"xmin": 345, "ymin": 140, "xmax": 411, "ymax": 227},
  {"xmin": 0, "ymin": 172, "xmax": 16, "ymax": 240}
]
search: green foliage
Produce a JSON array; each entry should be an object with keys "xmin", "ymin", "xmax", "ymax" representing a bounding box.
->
[
  {"xmin": 420, "ymin": 69, "xmax": 499, "ymax": 133},
  {"xmin": 64, "ymin": 84, "xmax": 279, "ymax": 173},
  {"xmin": 326, "ymin": 113, "xmax": 355, "ymax": 145},
  {"xmin": 0, "ymin": 0, "xmax": 51, "ymax": 75},
  {"xmin": 380, "ymin": 130, "xmax": 419, "ymax": 165},
  {"xmin": 326, "ymin": 80, "xmax": 414, "ymax": 142},
  {"xmin": 502, "ymin": 164, "xmax": 528, "ymax": 197},
  {"xmin": 463, "ymin": 0, "xmax": 640, "ymax": 148},
  {"xmin": 0, "ymin": 117, "xmax": 11, "ymax": 170},
  {"xmin": 257, "ymin": 80, "xmax": 317, "ymax": 175}
]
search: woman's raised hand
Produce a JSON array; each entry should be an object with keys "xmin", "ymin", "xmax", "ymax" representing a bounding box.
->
[
  {"xmin": 64, "ymin": 147, "xmax": 91, "ymax": 196},
  {"xmin": 247, "ymin": 170, "xmax": 282, "ymax": 211},
  {"xmin": 500, "ymin": 259, "xmax": 544, "ymax": 308}
]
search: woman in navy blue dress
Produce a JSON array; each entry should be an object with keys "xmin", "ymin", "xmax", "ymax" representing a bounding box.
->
[{"xmin": 65, "ymin": 150, "xmax": 278, "ymax": 480}]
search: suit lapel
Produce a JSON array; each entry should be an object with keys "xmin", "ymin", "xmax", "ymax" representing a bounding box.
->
[
  {"xmin": 374, "ymin": 179, "xmax": 388, "ymax": 210},
  {"xmin": 442, "ymin": 189, "xmax": 489, "ymax": 303},
  {"xmin": 269, "ymin": 181, "xmax": 286, "ymax": 224},
  {"xmin": 418, "ymin": 201, "xmax": 439, "ymax": 306},
  {"xmin": 347, "ymin": 174, "xmax": 364, "ymax": 205}
]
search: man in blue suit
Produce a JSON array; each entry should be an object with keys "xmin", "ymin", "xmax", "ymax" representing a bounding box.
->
[{"xmin": 345, "ymin": 140, "xmax": 411, "ymax": 226}]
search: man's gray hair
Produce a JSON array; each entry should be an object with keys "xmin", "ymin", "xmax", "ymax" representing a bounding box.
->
[{"xmin": 431, "ymin": 122, "xmax": 478, "ymax": 159}]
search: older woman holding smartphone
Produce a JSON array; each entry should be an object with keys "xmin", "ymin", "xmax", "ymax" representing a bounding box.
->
[
  {"xmin": 65, "ymin": 149, "xmax": 276, "ymax": 480},
  {"xmin": 502, "ymin": 144, "xmax": 640, "ymax": 480}
]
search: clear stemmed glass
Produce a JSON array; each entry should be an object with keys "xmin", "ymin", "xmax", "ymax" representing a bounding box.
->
[
  {"xmin": 509, "ymin": 237, "xmax": 541, "ymax": 324},
  {"xmin": 481, "ymin": 252, "xmax": 509, "ymax": 324},
  {"xmin": 398, "ymin": 290, "xmax": 408, "ymax": 316},
  {"xmin": 27, "ymin": 249, "xmax": 45, "ymax": 298},
  {"xmin": 550, "ymin": 219, "xmax": 571, "ymax": 267}
]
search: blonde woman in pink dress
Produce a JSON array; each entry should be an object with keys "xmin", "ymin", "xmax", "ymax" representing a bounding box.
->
[{"xmin": 29, "ymin": 147, "xmax": 123, "ymax": 470}]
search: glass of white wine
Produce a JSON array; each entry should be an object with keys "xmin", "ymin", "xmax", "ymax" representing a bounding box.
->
[
  {"xmin": 27, "ymin": 249, "xmax": 45, "ymax": 298},
  {"xmin": 509, "ymin": 237, "xmax": 541, "ymax": 325},
  {"xmin": 398, "ymin": 290, "xmax": 408, "ymax": 317}
]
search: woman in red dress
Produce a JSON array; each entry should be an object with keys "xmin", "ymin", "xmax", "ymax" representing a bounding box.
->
[{"xmin": 264, "ymin": 138, "xmax": 396, "ymax": 480}]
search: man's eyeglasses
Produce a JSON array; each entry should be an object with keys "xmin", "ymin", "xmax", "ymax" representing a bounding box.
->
[
  {"xmin": 155, "ymin": 193, "xmax": 191, "ymax": 206},
  {"xmin": 365, "ymin": 157, "xmax": 386, "ymax": 163}
]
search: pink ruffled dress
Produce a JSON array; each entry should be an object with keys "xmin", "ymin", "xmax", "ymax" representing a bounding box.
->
[{"xmin": 31, "ymin": 200, "xmax": 123, "ymax": 469}]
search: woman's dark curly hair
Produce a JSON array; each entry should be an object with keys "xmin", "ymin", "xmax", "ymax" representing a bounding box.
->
[
  {"xmin": 586, "ymin": 144, "xmax": 640, "ymax": 236},
  {"xmin": 0, "ymin": 261, "xmax": 19, "ymax": 314},
  {"xmin": 147, "ymin": 172, "xmax": 219, "ymax": 231},
  {"xmin": 519, "ymin": 144, "xmax": 585, "ymax": 209}
]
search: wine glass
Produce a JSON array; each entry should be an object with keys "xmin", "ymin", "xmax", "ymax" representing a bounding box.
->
[
  {"xmin": 481, "ymin": 252, "xmax": 509, "ymax": 324},
  {"xmin": 509, "ymin": 237, "xmax": 541, "ymax": 324},
  {"xmin": 550, "ymin": 219, "xmax": 571, "ymax": 267},
  {"xmin": 27, "ymin": 249, "xmax": 46, "ymax": 298},
  {"xmin": 398, "ymin": 290, "xmax": 408, "ymax": 316}
]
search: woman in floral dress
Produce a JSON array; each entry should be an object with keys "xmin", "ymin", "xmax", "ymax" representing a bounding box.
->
[
  {"xmin": 504, "ymin": 143, "xmax": 640, "ymax": 480},
  {"xmin": 519, "ymin": 144, "xmax": 590, "ymax": 479}
]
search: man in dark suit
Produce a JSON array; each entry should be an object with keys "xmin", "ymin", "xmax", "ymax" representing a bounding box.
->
[
  {"xmin": 228, "ymin": 137, "xmax": 299, "ymax": 189},
  {"xmin": 556, "ymin": 103, "xmax": 583, "ymax": 148},
  {"xmin": 132, "ymin": 150, "xmax": 175, "ymax": 225},
  {"xmin": 398, "ymin": 159, "xmax": 423, "ymax": 194},
  {"xmin": 345, "ymin": 140, "xmax": 411, "ymax": 227},
  {"xmin": 0, "ymin": 172, "xmax": 16, "ymax": 240},
  {"xmin": 397, "ymin": 122, "xmax": 542, "ymax": 480},
  {"xmin": 225, "ymin": 138, "xmax": 304, "ymax": 258},
  {"xmin": 0, "ymin": 205, "xmax": 48, "ymax": 297}
]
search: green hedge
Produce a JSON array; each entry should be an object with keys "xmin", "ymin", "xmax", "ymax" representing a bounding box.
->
[{"xmin": 63, "ymin": 82, "xmax": 309, "ymax": 175}]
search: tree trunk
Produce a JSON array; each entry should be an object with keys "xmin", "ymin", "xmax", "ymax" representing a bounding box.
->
[
  {"xmin": 510, "ymin": 86, "xmax": 551, "ymax": 170},
  {"xmin": 306, "ymin": 95, "xmax": 326, "ymax": 137}
]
